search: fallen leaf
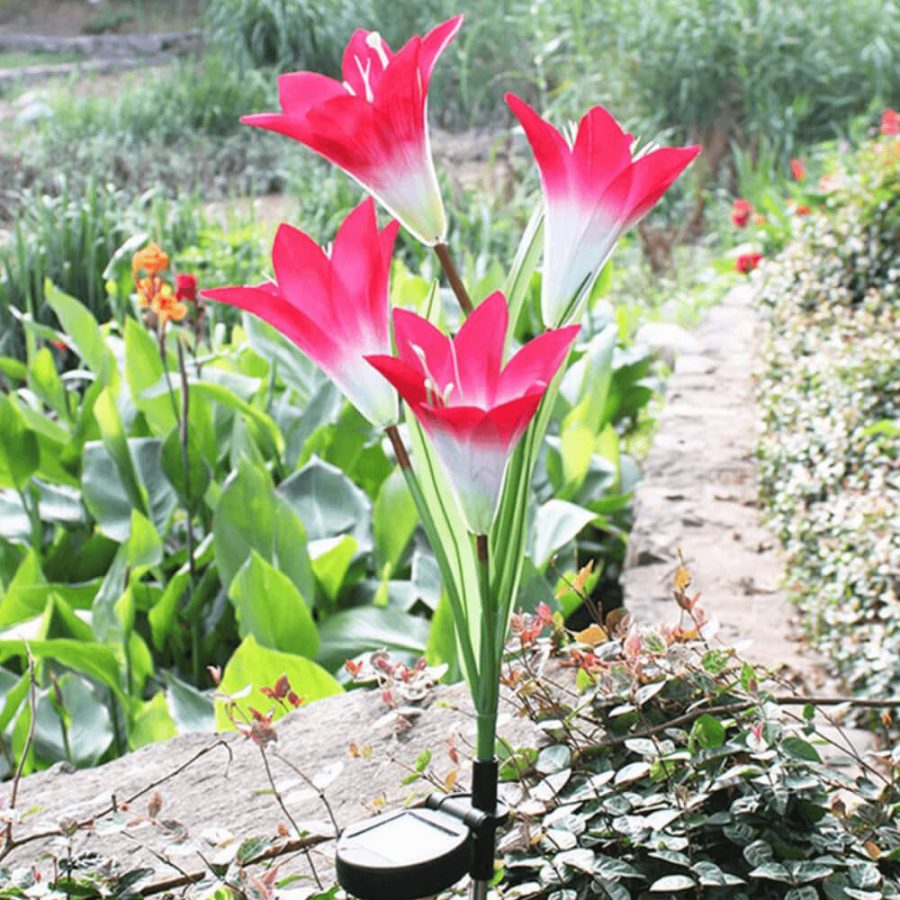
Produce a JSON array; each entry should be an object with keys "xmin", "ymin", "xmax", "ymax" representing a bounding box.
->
[{"xmin": 573, "ymin": 623, "xmax": 608, "ymax": 646}]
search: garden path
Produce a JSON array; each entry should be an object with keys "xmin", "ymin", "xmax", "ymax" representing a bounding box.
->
[{"xmin": 622, "ymin": 282, "xmax": 875, "ymax": 760}]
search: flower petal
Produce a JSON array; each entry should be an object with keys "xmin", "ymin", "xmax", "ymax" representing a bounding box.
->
[
  {"xmin": 572, "ymin": 104, "xmax": 634, "ymax": 197},
  {"xmin": 419, "ymin": 14, "xmax": 464, "ymax": 86},
  {"xmin": 499, "ymin": 324, "xmax": 580, "ymax": 404},
  {"xmin": 278, "ymin": 72, "xmax": 345, "ymax": 116},
  {"xmin": 202, "ymin": 285, "xmax": 341, "ymax": 368},
  {"xmin": 392, "ymin": 307, "xmax": 455, "ymax": 389},
  {"xmin": 607, "ymin": 145, "xmax": 702, "ymax": 227},
  {"xmin": 366, "ymin": 354, "xmax": 428, "ymax": 407},
  {"xmin": 506, "ymin": 93, "xmax": 572, "ymax": 197},
  {"xmin": 453, "ymin": 291, "xmax": 507, "ymax": 406}
]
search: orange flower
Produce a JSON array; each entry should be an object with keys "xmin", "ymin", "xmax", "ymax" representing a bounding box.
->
[
  {"xmin": 153, "ymin": 288, "xmax": 189, "ymax": 325},
  {"xmin": 794, "ymin": 204, "xmax": 811, "ymax": 216},
  {"xmin": 137, "ymin": 276, "xmax": 187, "ymax": 324},
  {"xmin": 132, "ymin": 242, "xmax": 170, "ymax": 275},
  {"xmin": 790, "ymin": 158, "xmax": 806, "ymax": 182}
]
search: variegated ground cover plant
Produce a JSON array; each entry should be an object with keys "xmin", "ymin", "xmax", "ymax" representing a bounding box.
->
[{"xmin": 756, "ymin": 133, "xmax": 900, "ymax": 720}]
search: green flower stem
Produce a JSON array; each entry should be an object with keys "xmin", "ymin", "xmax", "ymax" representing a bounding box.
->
[{"xmin": 385, "ymin": 425, "xmax": 480, "ymax": 688}]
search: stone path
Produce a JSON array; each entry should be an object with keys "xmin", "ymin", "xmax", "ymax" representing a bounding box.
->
[
  {"xmin": 622, "ymin": 283, "xmax": 874, "ymax": 760},
  {"xmin": 622, "ymin": 283, "xmax": 804, "ymax": 673}
]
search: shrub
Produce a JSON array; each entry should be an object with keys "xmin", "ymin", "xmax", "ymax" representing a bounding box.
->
[
  {"xmin": 496, "ymin": 598, "xmax": 900, "ymax": 898},
  {"xmin": 756, "ymin": 135, "xmax": 900, "ymax": 716}
]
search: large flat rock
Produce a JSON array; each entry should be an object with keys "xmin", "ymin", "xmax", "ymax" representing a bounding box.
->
[{"xmin": 2, "ymin": 681, "xmax": 539, "ymax": 894}]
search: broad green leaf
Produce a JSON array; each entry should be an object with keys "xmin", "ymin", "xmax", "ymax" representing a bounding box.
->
[
  {"xmin": 44, "ymin": 281, "xmax": 113, "ymax": 382},
  {"xmin": 215, "ymin": 635, "xmax": 342, "ymax": 730},
  {"xmin": 165, "ymin": 670, "xmax": 215, "ymax": 733},
  {"xmin": 531, "ymin": 499, "xmax": 596, "ymax": 569},
  {"xmin": 0, "ymin": 396, "xmax": 39, "ymax": 489},
  {"xmin": 781, "ymin": 736, "xmax": 822, "ymax": 762},
  {"xmin": 126, "ymin": 510, "xmax": 163, "ymax": 569},
  {"xmin": 0, "ymin": 549, "xmax": 46, "ymax": 627},
  {"xmin": 213, "ymin": 458, "xmax": 314, "ymax": 601},
  {"xmin": 424, "ymin": 591, "xmax": 462, "ymax": 683},
  {"xmin": 0, "ymin": 356, "xmax": 27, "ymax": 381},
  {"xmin": 229, "ymin": 551, "xmax": 318, "ymax": 658},
  {"xmin": 192, "ymin": 380, "xmax": 284, "ymax": 458},
  {"xmin": 650, "ymin": 875, "xmax": 696, "ymax": 892},
  {"xmin": 40, "ymin": 594, "xmax": 94, "ymax": 642},
  {"xmin": 28, "ymin": 347, "xmax": 69, "ymax": 421},
  {"xmin": 91, "ymin": 543, "xmax": 128, "ymax": 642},
  {"xmin": 161, "ymin": 426, "xmax": 211, "ymax": 511},
  {"xmin": 278, "ymin": 456, "xmax": 372, "ymax": 549},
  {"xmin": 692, "ymin": 714, "xmax": 727, "ymax": 749},
  {"xmin": 311, "ymin": 536, "xmax": 358, "ymax": 607},
  {"xmin": 82, "ymin": 438, "xmax": 177, "ymax": 541},
  {"xmin": 316, "ymin": 607, "xmax": 431, "ymax": 672},
  {"xmin": 373, "ymin": 469, "xmax": 418, "ymax": 574},
  {"xmin": 124, "ymin": 317, "xmax": 177, "ymax": 435},
  {"xmin": 0, "ymin": 638, "xmax": 124, "ymax": 700},
  {"xmin": 558, "ymin": 423, "xmax": 596, "ymax": 492},
  {"xmin": 130, "ymin": 690, "xmax": 178, "ymax": 750},
  {"xmin": 94, "ymin": 387, "xmax": 148, "ymax": 515},
  {"xmin": 243, "ymin": 313, "xmax": 323, "ymax": 400},
  {"xmin": 149, "ymin": 569, "xmax": 190, "ymax": 651},
  {"xmin": 60, "ymin": 674, "xmax": 114, "ymax": 765}
]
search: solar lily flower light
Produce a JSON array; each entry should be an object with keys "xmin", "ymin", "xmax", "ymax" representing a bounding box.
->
[{"xmin": 204, "ymin": 14, "xmax": 699, "ymax": 900}]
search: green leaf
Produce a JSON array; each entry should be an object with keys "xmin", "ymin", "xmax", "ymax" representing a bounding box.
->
[
  {"xmin": 781, "ymin": 736, "xmax": 822, "ymax": 762},
  {"xmin": 692, "ymin": 714, "xmax": 727, "ymax": 749},
  {"xmin": 161, "ymin": 426, "xmax": 211, "ymax": 511},
  {"xmin": 749, "ymin": 863, "xmax": 792, "ymax": 883},
  {"xmin": 44, "ymin": 281, "xmax": 113, "ymax": 381},
  {"xmin": 58, "ymin": 673, "xmax": 114, "ymax": 765},
  {"xmin": 213, "ymin": 458, "xmax": 314, "ymax": 601},
  {"xmin": 28, "ymin": 347, "xmax": 69, "ymax": 421},
  {"xmin": 124, "ymin": 317, "xmax": 177, "ymax": 435},
  {"xmin": 531, "ymin": 499, "xmax": 596, "ymax": 569},
  {"xmin": 316, "ymin": 607, "xmax": 431, "ymax": 672},
  {"xmin": 373, "ymin": 469, "xmax": 418, "ymax": 574},
  {"xmin": 164, "ymin": 670, "xmax": 215, "ymax": 733},
  {"xmin": 242, "ymin": 313, "xmax": 322, "ymax": 400},
  {"xmin": 229, "ymin": 551, "xmax": 318, "ymax": 658},
  {"xmin": 311, "ymin": 536, "xmax": 358, "ymax": 607},
  {"xmin": 650, "ymin": 875, "xmax": 695, "ymax": 892},
  {"xmin": 191, "ymin": 380, "xmax": 284, "ymax": 458},
  {"xmin": 0, "ymin": 639, "xmax": 124, "ymax": 700},
  {"xmin": 126, "ymin": 509, "xmax": 163, "ymax": 569},
  {"xmin": 149, "ymin": 569, "xmax": 190, "ymax": 651},
  {"xmin": 94, "ymin": 387, "xmax": 148, "ymax": 516},
  {"xmin": 0, "ymin": 549, "xmax": 46, "ymax": 628},
  {"xmin": 424, "ymin": 591, "xmax": 462, "ymax": 683},
  {"xmin": 215, "ymin": 635, "xmax": 342, "ymax": 730},
  {"xmin": 130, "ymin": 690, "xmax": 177, "ymax": 750},
  {"xmin": 0, "ymin": 396, "xmax": 39, "ymax": 489},
  {"xmin": 278, "ymin": 456, "xmax": 372, "ymax": 549}
]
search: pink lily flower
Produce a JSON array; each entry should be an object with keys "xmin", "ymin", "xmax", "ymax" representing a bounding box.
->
[
  {"xmin": 506, "ymin": 94, "xmax": 701, "ymax": 327},
  {"xmin": 241, "ymin": 16, "xmax": 463, "ymax": 247},
  {"xmin": 367, "ymin": 293, "xmax": 579, "ymax": 533},
  {"xmin": 202, "ymin": 198, "xmax": 399, "ymax": 428}
]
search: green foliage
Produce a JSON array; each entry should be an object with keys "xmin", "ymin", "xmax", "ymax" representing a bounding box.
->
[
  {"xmin": 4, "ymin": 54, "xmax": 286, "ymax": 204},
  {"xmin": 757, "ymin": 135, "xmax": 900, "ymax": 719},
  {"xmin": 499, "ymin": 615, "xmax": 900, "ymax": 898}
]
